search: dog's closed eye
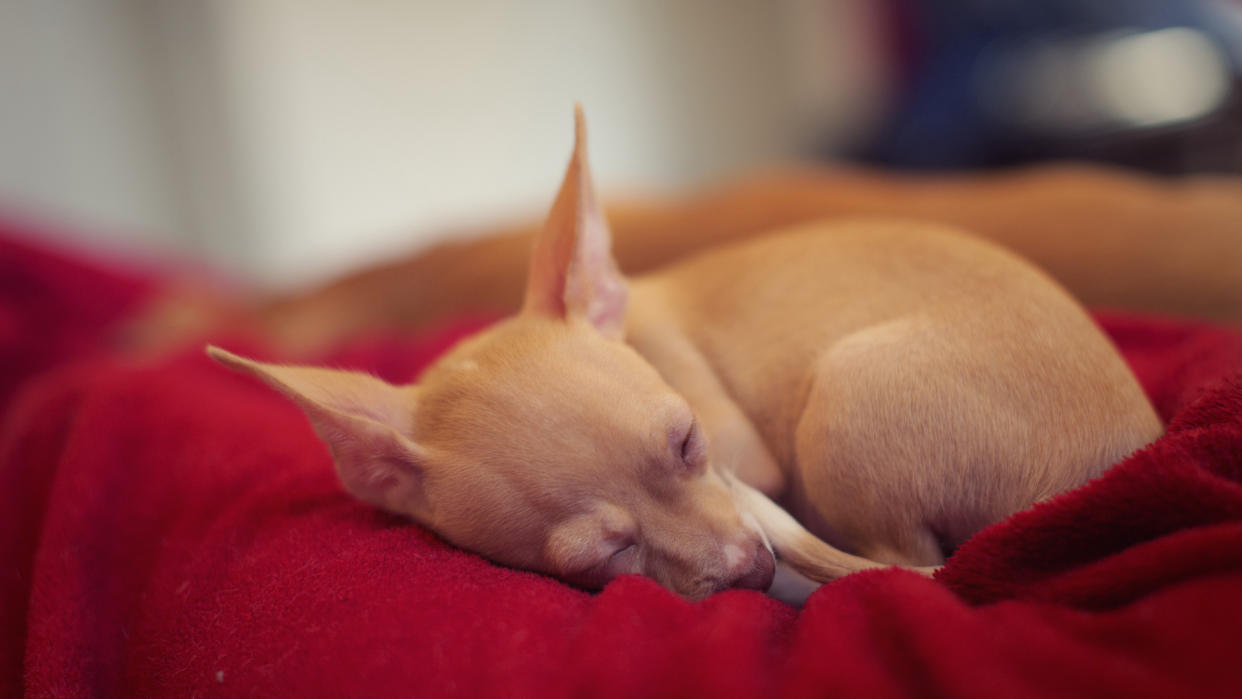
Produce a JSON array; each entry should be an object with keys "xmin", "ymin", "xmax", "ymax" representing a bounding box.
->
[{"xmin": 677, "ymin": 421, "xmax": 706, "ymax": 473}]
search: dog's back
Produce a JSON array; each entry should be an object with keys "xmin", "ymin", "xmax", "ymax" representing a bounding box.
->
[{"xmin": 629, "ymin": 219, "xmax": 1163, "ymax": 563}]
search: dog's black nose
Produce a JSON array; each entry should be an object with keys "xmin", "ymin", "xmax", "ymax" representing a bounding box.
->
[{"xmin": 731, "ymin": 546, "xmax": 776, "ymax": 591}]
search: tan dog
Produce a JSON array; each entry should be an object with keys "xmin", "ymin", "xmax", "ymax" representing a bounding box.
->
[{"xmin": 210, "ymin": 109, "xmax": 1162, "ymax": 601}]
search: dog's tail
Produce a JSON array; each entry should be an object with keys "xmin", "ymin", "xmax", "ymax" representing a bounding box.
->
[{"xmin": 729, "ymin": 477, "xmax": 935, "ymax": 582}]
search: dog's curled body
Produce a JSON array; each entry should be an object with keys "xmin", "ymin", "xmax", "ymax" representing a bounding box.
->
[
  {"xmin": 210, "ymin": 109, "xmax": 1162, "ymax": 601},
  {"xmin": 627, "ymin": 221, "xmax": 1162, "ymax": 568}
]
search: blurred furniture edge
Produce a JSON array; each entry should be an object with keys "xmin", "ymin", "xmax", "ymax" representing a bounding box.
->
[{"xmin": 128, "ymin": 163, "xmax": 1242, "ymax": 356}]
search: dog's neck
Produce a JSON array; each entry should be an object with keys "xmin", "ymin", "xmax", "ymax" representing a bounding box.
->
[{"xmin": 623, "ymin": 275, "xmax": 789, "ymax": 496}]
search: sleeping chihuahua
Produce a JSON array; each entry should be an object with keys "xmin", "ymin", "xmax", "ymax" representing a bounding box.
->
[{"xmin": 209, "ymin": 107, "xmax": 1162, "ymax": 602}]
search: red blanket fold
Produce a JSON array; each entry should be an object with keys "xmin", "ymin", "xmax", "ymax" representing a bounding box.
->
[
  {"xmin": 0, "ymin": 227, "xmax": 153, "ymax": 414},
  {"xmin": 4, "ymin": 232, "xmax": 1242, "ymax": 697}
]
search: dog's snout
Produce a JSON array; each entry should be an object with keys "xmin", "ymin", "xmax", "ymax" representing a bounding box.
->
[{"xmin": 730, "ymin": 545, "xmax": 776, "ymax": 591}]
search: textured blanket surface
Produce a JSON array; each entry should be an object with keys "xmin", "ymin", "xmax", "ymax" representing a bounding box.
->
[{"xmin": 4, "ymin": 228, "xmax": 1242, "ymax": 698}]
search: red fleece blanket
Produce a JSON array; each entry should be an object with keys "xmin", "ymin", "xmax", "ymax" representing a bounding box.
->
[{"xmin": 4, "ymin": 226, "xmax": 1242, "ymax": 698}]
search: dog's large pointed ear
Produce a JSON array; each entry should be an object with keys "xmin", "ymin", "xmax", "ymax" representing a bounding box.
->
[
  {"xmin": 522, "ymin": 105, "xmax": 628, "ymax": 339},
  {"xmin": 207, "ymin": 346, "xmax": 429, "ymax": 517}
]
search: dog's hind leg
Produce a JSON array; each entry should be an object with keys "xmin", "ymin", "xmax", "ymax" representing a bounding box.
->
[
  {"xmin": 856, "ymin": 527, "xmax": 946, "ymax": 568},
  {"xmin": 731, "ymin": 478, "xmax": 897, "ymax": 582},
  {"xmin": 765, "ymin": 536, "xmax": 941, "ymax": 607}
]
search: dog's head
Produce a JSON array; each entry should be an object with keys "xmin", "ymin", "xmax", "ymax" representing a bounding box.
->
[{"xmin": 210, "ymin": 108, "xmax": 774, "ymax": 600}]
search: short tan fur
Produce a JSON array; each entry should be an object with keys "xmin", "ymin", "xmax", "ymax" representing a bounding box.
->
[{"xmin": 210, "ymin": 107, "xmax": 1161, "ymax": 602}]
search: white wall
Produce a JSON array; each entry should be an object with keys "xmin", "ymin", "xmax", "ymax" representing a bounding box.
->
[
  {"xmin": 0, "ymin": 0, "xmax": 177, "ymax": 255},
  {"xmin": 0, "ymin": 0, "xmax": 886, "ymax": 290}
]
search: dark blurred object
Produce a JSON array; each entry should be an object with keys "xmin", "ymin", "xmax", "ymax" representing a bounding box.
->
[{"xmin": 853, "ymin": 0, "xmax": 1242, "ymax": 173}]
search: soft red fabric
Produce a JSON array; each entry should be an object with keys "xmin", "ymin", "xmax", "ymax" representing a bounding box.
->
[
  {"xmin": 0, "ymin": 221, "xmax": 154, "ymax": 413},
  {"xmin": 4, "ymin": 231, "xmax": 1242, "ymax": 698}
]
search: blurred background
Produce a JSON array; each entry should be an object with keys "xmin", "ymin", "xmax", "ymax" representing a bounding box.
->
[{"xmin": 1, "ymin": 0, "xmax": 1240, "ymax": 292}]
